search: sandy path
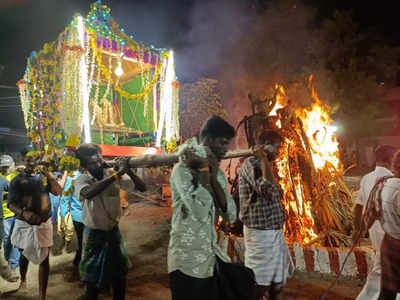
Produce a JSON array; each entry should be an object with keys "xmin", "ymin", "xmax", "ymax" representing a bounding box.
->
[{"xmin": 1, "ymin": 200, "xmax": 362, "ymax": 300}]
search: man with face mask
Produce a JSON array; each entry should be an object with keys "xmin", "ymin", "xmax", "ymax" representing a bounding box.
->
[
  {"xmin": 168, "ymin": 116, "xmax": 237, "ymax": 300},
  {"xmin": 239, "ymin": 130, "xmax": 294, "ymax": 300}
]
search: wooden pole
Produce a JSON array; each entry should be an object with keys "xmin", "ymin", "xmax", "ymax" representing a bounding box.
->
[{"xmin": 106, "ymin": 147, "xmax": 262, "ymax": 169}]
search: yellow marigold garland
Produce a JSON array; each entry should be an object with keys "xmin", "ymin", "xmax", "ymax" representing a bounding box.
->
[{"xmin": 88, "ymin": 29, "xmax": 163, "ymax": 101}]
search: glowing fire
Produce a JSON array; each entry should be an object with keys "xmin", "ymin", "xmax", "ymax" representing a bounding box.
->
[
  {"xmin": 296, "ymin": 81, "xmax": 341, "ymax": 171},
  {"xmin": 269, "ymin": 84, "xmax": 286, "ymax": 128},
  {"xmin": 268, "ymin": 78, "xmax": 341, "ymax": 244},
  {"xmin": 274, "ymin": 138, "xmax": 318, "ymax": 244}
]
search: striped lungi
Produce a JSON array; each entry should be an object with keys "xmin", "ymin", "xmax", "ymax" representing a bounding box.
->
[
  {"xmin": 381, "ymin": 233, "xmax": 400, "ymax": 293},
  {"xmin": 244, "ymin": 227, "xmax": 294, "ymax": 286}
]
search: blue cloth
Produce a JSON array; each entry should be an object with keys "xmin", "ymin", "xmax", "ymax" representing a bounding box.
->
[
  {"xmin": 60, "ymin": 171, "xmax": 83, "ymax": 223},
  {"xmin": 0, "ymin": 176, "xmax": 9, "ymax": 242},
  {"xmin": 3, "ymin": 216, "xmax": 20, "ymax": 269},
  {"xmin": 50, "ymin": 193, "xmax": 61, "ymax": 223}
]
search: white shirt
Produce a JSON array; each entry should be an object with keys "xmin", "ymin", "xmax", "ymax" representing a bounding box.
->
[
  {"xmin": 356, "ymin": 166, "xmax": 392, "ymax": 239},
  {"xmin": 75, "ymin": 171, "xmax": 134, "ymax": 231},
  {"xmin": 356, "ymin": 166, "xmax": 393, "ymax": 206},
  {"xmin": 380, "ymin": 178, "xmax": 400, "ymax": 239}
]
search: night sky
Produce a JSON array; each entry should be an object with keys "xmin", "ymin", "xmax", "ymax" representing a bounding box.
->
[{"xmin": 0, "ymin": 0, "xmax": 399, "ymax": 148}]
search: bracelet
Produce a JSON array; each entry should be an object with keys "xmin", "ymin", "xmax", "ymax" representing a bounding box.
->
[{"xmin": 199, "ymin": 167, "xmax": 210, "ymax": 172}]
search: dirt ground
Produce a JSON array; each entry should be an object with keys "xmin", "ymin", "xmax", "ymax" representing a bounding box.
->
[{"xmin": 1, "ymin": 199, "xmax": 363, "ymax": 300}]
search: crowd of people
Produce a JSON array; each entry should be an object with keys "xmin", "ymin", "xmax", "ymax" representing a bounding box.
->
[
  {"xmin": 1, "ymin": 115, "xmax": 400, "ymax": 300},
  {"xmin": 0, "ymin": 146, "xmax": 146, "ymax": 300},
  {"xmin": 167, "ymin": 116, "xmax": 400, "ymax": 300}
]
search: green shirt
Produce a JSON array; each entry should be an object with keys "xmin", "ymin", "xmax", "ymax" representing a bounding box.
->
[{"xmin": 167, "ymin": 162, "xmax": 237, "ymax": 278}]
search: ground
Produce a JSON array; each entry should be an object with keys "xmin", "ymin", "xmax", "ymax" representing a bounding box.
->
[{"xmin": 1, "ymin": 199, "xmax": 363, "ymax": 300}]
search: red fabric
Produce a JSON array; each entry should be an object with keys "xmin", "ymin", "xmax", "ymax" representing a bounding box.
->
[
  {"xmin": 354, "ymin": 247, "xmax": 369, "ymax": 276},
  {"xmin": 303, "ymin": 247, "xmax": 315, "ymax": 272},
  {"xmin": 327, "ymin": 247, "xmax": 340, "ymax": 275},
  {"xmin": 381, "ymin": 233, "xmax": 400, "ymax": 293},
  {"xmin": 98, "ymin": 144, "xmax": 162, "ymax": 157}
]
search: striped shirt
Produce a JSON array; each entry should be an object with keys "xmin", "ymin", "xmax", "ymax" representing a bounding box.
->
[{"xmin": 239, "ymin": 157, "xmax": 285, "ymax": 230}]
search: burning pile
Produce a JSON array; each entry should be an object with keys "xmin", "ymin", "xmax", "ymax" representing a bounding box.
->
[{"xmin": 247, "ymin": 77, "xmax": 353, "ymax": 247}]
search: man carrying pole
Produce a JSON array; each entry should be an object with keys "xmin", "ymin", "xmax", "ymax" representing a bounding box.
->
[
  {"xmin": 167, "ymin": 116, "xmax": 238, "ymax": 300},
  {"xmin": 75, "ymin": 143, "xmax": 145, "ymax": 300}
]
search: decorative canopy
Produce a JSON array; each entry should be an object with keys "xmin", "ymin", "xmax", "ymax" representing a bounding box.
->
[{"xmin": 17, "ymin": 1, "xmax": 180, "ymax": 169}]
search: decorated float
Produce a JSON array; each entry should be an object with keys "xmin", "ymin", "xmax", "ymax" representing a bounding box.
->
[{"xmin": 17, "ymin": 1, "xmax": 180, "ymax": 169}]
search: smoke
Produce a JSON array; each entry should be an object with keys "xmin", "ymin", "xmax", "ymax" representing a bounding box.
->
[
  {"xmin": 182, "ymin": 0, "xmax": 318, "ymax": 147},
  {"xmin": 176, "ymin": 0, "xmax": 253, "ymax": 81},
  {"xmin": 169, "ymin": 0, "xmax": 320, "ymax": 148},
  {"xmin": 218, "ymin": 1, "xmax": 317, "ymax": 104}
]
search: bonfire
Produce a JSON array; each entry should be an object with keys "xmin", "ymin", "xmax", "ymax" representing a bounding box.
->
[{"xmin": 243, "ymin": 76, "xmax": 353, "ymax": 247}]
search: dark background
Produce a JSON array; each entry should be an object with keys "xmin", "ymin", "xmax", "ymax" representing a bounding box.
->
[{"xmin": 1, "ymin": 0, "xmax": 399, "ymax": 150}]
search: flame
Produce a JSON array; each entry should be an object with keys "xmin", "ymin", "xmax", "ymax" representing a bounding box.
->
[
  {"xmin": 269, "ymin": 84, "xmax": 286, "ymax": 128},
  {"xmin": 274, "ymin": 138, "xmax": 318, "ymax": 244},
  {"xmin": 296, "ymin": 81, "xmax": 341, "ymax": 171},
  {"xmin": 266, "ymin": 77, "xmax": 341, "ymax": 244}
]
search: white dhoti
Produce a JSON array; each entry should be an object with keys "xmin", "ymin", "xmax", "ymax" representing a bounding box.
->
[
  {"xmin": 356, "ymin": 221, "xmax": 400, "ymax": 300},
  {"xmin": 11, "ymin": 218, "xmax": 53, "ymax": 265},
  {"xmin": 244, "ymin": 227, "xmax": 294, "ymax": 286}
]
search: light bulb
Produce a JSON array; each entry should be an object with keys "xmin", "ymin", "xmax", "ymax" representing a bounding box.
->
[{"xmin": 115, "ymin": 61, "xmax": 123, "ymax": 77}]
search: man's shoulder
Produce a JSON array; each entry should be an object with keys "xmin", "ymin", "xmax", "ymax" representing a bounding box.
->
[
  {"xmin": 171, "ymin": 162, "xmax": 192, "ymax": 181},
  {"xmin": 9, "ymin": 172, "xmax": 24, "ymax": 184},
  {"xmin": 75, "ymin": 172, "xmax": 90, "ymax": 182},
  {"xmin": 239, "ymin": 156, "xmax": 258, "ymax": 173},
  {"xmin": 362, "ymin": 168, "xmax": 391, "ymax": 182},
  {"xmin": 360, "ymin": 170, "xmax": 378, "ymax": 182},
  {"xmin": 6, "ymin": 171, "xmax": 19, "ymax": 181}
]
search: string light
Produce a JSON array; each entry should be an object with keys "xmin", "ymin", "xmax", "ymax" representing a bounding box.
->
[
  {"xmin": 156, "ymin": 50, "xmax": 179, "ymax": 146},
  {"xmin": 77, "ymin": 15, "xmax": 91, "ymax": 143}
]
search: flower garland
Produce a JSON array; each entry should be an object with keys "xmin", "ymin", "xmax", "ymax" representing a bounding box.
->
[
  {"xmin": 88, "ymin": 29, "xmax": 163, "ymax": 101},
  {"xmin": 166, "ymin": 139, "xmax": 177, "ymax": 153},
  {"xmin": 91, "ymin": 68, "xmax": 101, "ymax": 125},
  {"xmin": 18, "ymin": 1, "xmax": 178, "ymax": 160},
  {"xmin": 61, "ymin": 25, "xmax": 84, "ymax": 137},
  {"xmin": 17, "ymin": 77, "xmax": 29, "ymax": 129},
  {"xmin": 22, "ymin": 40, "xmax": 64, "ymax": 157}
]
